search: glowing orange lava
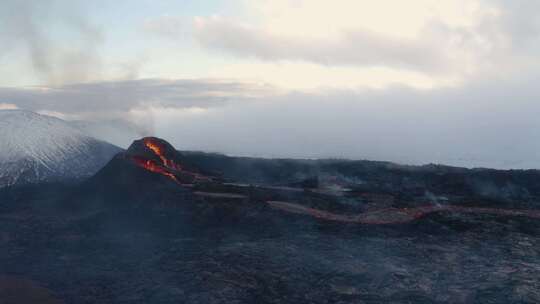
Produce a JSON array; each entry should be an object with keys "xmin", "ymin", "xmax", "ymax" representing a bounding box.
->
[
  {"xmin": 143, "ymin": 138, "xmax": 182, "ymax": 170},
  {"xmin": 131, "ymin": 138, "xmax": 211, "ymax": 184},
  {"xmin": 132, "ymin": 156, "xmax": 179, "ymax": 183}
]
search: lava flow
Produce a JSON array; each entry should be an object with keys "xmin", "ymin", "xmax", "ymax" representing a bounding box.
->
[
  {"xmin": 143, "ymin": 138, "xmax": 182, "ymax": 171},
  {"xmin": 131, "ymin": 137, "xmax": 211, "ymax": 184},
  {"xmin": 132, "ymin": 156, "xmax": 179, "ymax": 183},
  {"xmin": 267, "ymin": 201, "xmax": 540, "ymax": 225}
]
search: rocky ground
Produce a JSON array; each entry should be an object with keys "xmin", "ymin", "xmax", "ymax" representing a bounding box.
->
[
  {"xmin": 1, "ymin": 183, "xmax": 540, "ymax": 304},
  {"xmin": 2, "ymin": 138, "xmax": 540, "ymax": 303}
]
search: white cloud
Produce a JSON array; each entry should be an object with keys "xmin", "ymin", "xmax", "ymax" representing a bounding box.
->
[
  {"xmin": 240, "ymin": 0, "xmax": 482, "ymax": 39},
  {"xmin": 0, "ymin": 103, "xmax": 18, "ymax": 110},
  {"xmin": 194, "ymin": 16, "xmax": 450, "ymax": 73},
  {"xmin": 191, "ymin": 0, "xmax": 490, "ymax": 75},
  {"xmin": 205, "ymin": 61, "xmax": 459, "ymax": 90},
  {"xmin": 185, "ymin": 0, "xmax": 540, "ymax": 89},
  {"xmin": 143, "ymin": 15, "xmax": 188, "ymax": 40}
]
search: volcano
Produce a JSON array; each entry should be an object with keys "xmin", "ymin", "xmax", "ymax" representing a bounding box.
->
[
  {"xmin": 92, "ymin": 136, "xmax": 212, "ymax": 186},
  {"xmin": 71, "ymin": 136, "xmax": 540, "ymax": 225},
  {"xmin": 126, "ymin": 137, "xmax": 213, "ymax": 185},
  {"xmin": 70, "ymin": 137, "xmax": 216, "ymax": 210}
]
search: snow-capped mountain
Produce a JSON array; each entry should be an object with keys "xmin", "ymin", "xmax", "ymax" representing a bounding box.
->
[{"xmin": 0, "ymin": 110, "xmax": 121, "ymax": 187}]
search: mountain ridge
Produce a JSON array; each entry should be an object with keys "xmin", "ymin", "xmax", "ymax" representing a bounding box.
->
[{"xmin": 0, "ymin": 110, "xmax": 121, "ymax": 187}]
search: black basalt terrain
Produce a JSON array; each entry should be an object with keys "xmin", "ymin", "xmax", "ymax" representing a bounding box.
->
[{"xmin": 1, "ymin": 137, "xmax": 540, "ymax": 303}]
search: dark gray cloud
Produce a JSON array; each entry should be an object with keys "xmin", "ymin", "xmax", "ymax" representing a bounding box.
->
[
  {"xmin": 0, "ymin": 78, "xmax": 271, "ymax": 114},
  {"xmin": 154, "ymin": 75, "xmax": 540, "ymax": 169},
  {"xmin": 1, "ymin": 76, "xmax": 539, "ymax": 168},
  {"xmin": 194, "ymin": 18, "xmax": 449, "ymax": 73},
  {"xmin": 0, "ymin": 78, "xmax": 273, "ymax": 141}
]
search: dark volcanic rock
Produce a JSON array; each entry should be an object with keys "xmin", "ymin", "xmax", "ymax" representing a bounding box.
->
[
  {"xmin": 2, "ymin": 137, "xmax": 540, "ymax": 304},
  {"xmin": 125, "ymin": 137, "xmax": 178, "ymax": 161},
  {"xmin": 0, "ymin": 276, "xmax": 64, "ymax": 304}
]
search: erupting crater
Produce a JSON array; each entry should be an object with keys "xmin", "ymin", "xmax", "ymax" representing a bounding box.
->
[
  {"xmin": 127, "ymin": 137, "xmax": 210, "ymax": 185},
  {"xmin": 143, "ymin": 138, "xmax": 183, "ymax": 171}
]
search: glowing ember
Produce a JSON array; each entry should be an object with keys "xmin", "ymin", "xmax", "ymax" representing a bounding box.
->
[{"xmin": 132, "ymin": 156, "xmax": 179, "ymax": 183}]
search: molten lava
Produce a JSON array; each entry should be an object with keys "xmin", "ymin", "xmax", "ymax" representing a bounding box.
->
[
  {"xmin": 130, "ymin": 137, "xmax": 211, "ymax": 185},
  {"xmin": 143, "ymin": 138, "xmax": 182, "ymax": 170},
  {"xmin": 132, "ymin": 156, "xmax": 179, "ymax": 183}
]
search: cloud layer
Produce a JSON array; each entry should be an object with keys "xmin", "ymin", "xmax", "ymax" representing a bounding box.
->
[
  {"xmin": 153, "ymin": 76, "xmax": 540, "ymax": 169},
  {"xmin": 0, "ymin": 79, "xmax": 271, "ymax": 115},
  {"xmin": 0, "ymin": 78, "xmax": 274, "ymax": 142},
  {"xmin": 195, "ymin": 17, "xmax": 448, "ymax": 73},
  {"xmin": 188, "ymin": 0, "xmax": 540, "ymax": 84},
  {"xmin": 3, "ymin": 75, "xmax": 539, "ymax": 169}
]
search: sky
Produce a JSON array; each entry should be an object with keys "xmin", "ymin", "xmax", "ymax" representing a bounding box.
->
[{"xmin": 1, "ymin": 0, "xmax": 540, "ymax": 168}]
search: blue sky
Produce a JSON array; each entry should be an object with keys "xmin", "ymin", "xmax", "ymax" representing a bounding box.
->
[{"xmin": 1, "ymin": 0, "xmax": 540, "ymax": 168}]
